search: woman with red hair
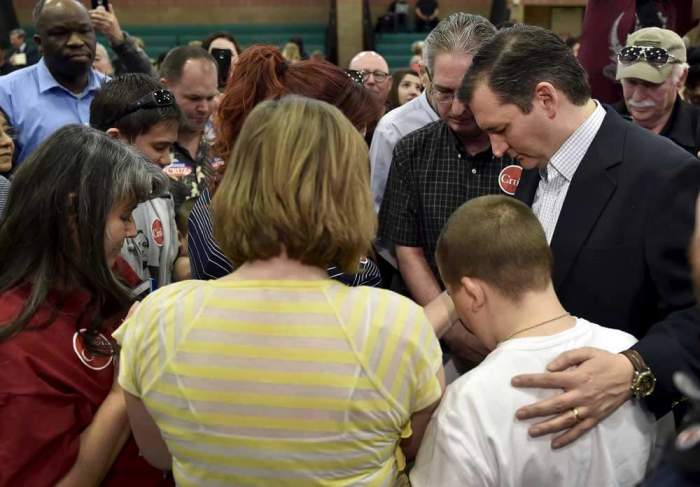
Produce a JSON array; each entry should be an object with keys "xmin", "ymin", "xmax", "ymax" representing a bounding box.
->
[{"xmin": 188, "ymin": 45, "xmax": 383, "ymax": 285}]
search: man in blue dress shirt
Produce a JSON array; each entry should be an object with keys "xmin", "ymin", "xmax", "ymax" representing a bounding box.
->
[{"xmin": 0, "ymin": 0, "xmax": 107, "ymax": 165}]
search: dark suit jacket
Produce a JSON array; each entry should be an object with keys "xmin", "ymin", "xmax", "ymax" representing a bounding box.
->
[{"xmin": 516, "ymin": 107, "xmax": 700, "ymax": 416}]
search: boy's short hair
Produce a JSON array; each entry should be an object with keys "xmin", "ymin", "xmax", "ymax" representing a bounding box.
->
[
  {"xmin": 90, "ymin": 73, "xmax": 183, "ymax": 140},
  {"xmin": 436, "ymin": 195, "xmax": 552, "ymax": 299}
]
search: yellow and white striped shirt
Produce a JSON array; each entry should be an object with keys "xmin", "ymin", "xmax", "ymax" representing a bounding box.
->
[{"xmin": 115, "ymin": 279, "xmax": 442, "ymax": 486}]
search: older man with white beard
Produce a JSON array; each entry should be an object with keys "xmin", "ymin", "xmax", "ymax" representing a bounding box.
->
[{"xmin": 614, "ymin": 27, "xmax": 700, "ymax": 156}]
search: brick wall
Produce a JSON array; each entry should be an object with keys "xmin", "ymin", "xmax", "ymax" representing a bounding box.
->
[
  {"xmin": 14, "ymin": 0, "xmax": 330, "ymax": 24},
  {"xmin": 14, "ymin": 0, "xmax": 491, "ymax": 26}
]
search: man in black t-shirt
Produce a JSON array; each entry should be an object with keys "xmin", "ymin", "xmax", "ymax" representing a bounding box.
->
[{"xmin": 416, "ymin": 0, "xmax": 440, "ymax": 32}]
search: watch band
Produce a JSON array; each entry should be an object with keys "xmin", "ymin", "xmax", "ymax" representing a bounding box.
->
[
  {"xmin": 621, "ymin": 349, "xmax": 648, "ymax": 373},
  {"xmin": 621, "ymin": 349, "xmax": 656, "ymax": 399}
]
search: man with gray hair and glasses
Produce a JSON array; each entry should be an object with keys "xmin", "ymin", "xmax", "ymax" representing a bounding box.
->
[
  {"xmin": 378, "ymin": 13, "xmax": 513, "ymax": 370},
  {"xmin": 370, "ymin": 13, "xmax": 498, "ymax": 290},
  {"xmin": 370, "ymin": 13, "xmax": 498, "ymax": 212}
]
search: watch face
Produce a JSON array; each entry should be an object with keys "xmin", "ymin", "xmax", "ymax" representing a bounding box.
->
[{"xmin": 636, "ymin": 370, "xmax": 656, "ymax": 398}]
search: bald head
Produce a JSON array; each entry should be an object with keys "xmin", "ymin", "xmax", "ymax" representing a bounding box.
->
[
  {"xmin": 349, "ymin": 51, "xmax": 389, "ymax": 72},
  {"xmin": 349, "ymin": 51, "xmax": 392, "ymax": 103},
  {"xmin": 35, "ymin": 0, "xmax": 88, "ymax": 31},
  {"xmin": 33, "ymin": 0, "xmax": 96, "ymax": 86}
]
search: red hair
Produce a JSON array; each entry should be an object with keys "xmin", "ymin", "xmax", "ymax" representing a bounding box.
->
[{"xmin": 214, "ymin": 45, "xmax": 380, "ymax": 166}]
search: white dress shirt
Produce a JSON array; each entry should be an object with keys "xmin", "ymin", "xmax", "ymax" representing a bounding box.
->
[
  {"xmin": 533, "ymin": 102, "xmax": 606, "ymax": 242},
  {"xmin": 369, "ymin": 91, "xmax": 439, "ymax": 213}
]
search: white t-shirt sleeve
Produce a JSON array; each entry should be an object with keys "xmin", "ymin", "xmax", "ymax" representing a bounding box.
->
[{"xmin": 410, "ymin": 386, "xmax": 497, "ymax": 487}]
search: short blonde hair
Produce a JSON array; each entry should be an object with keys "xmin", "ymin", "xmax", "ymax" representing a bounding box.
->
[
  {"xmin": 436, "ymin": 195, "xmax": 552, "ymax": 299},
  {"xmin": 213, "ymin": 95, "xmax": 376, "ymax": 272}
]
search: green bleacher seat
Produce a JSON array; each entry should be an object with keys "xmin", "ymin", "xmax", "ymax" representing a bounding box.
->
[
  {"xmin": 376, "ymin": 32, "xmax": 428, "ymax": 45},
  {"xmin": 375, "ymin": 32, "xmax": 426, "ymax": 70},
  {"xmin": 137, "ymin": 24, "xmax": 326, "ymax": 59},
  {"xmin": 23, "ymin": 24, "xmax": 328, "ymax": 61}
]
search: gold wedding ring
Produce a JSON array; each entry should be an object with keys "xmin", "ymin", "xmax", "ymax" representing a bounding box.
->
[{"xmin": 571, "ymin": 407, "xmax": 581, "ymax": 422}]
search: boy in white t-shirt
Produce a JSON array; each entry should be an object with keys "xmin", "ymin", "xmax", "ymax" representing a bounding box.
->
[{"xmin": 410, "ymin": 195, "xmax": 656, "ymax": 487}]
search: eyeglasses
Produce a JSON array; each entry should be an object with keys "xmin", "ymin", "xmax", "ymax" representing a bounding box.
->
[
  {"xmin": 425, "ymin": 67, "xmax": 457, "ymax": 104},
  {"xmin": 617, "ymin": 46, "xmax": 682, "ymax": 67},
  {"xmin": 104, "ymin": 89, "xmax": 176, "ymax": 127},
  {"xmin": 359, "ymin": 69, "xmax": 390, "ymax": 82}
]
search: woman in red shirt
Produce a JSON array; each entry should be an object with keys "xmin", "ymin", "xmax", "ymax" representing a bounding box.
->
[{"xmin": 0, "ymin": 125, "xmax": 172, "ymax": 486}]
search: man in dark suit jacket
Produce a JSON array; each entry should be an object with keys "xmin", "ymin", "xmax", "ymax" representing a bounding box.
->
[
  {"xmin": 460, "ymin": 24, "xmax": 700, "ymax": 449},
  {"xmin": 8, "ymin": 28, "xmax": 40, "ymax": 69}
]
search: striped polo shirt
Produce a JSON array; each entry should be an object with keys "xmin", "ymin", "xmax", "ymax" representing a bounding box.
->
[{"xmin": 115, "ymin": 279, "xmax": 442, "ymax": 486}]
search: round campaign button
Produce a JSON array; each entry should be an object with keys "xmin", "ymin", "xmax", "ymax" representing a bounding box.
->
[
  {"xmin": 152, "ymin": 218, "xmax": 164, "ymax": 247},
  {"xmin": 498, "ymin": 164, "xmax": 522, "ymax": 195},
  {"xmin": 72, "ymin": 329, "xmax": 113, "ymax": 371},
  {"xmin": 163, "ymin": 161, "xmax": 192, "ymax": 178}
]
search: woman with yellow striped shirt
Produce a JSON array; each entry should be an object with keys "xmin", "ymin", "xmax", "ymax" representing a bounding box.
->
[{"xmin": 115, "ymin": 96, "xmax": 451, "ymax": 486}]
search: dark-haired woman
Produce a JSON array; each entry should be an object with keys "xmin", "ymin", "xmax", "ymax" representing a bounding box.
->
[
  {"xmin": 202, "ymin": 31, "xmax": 242, "ymax": 90},
  {"xmin": 188, "ymin": 45, "xmax": 384, "ymax": 286},
  {"xmin": 0, "ymin": 125, "xmax": 172, "ymax": 486},
  {"xmin": 387, "ymin": 68, "xmax": 423, "ymax": 111}
]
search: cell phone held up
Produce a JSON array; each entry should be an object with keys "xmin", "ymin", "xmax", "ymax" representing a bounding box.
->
[
  {"xmin": 91, "ymin": 0, "xmax": 110, "ymax": 10},
  {"xmin": 211, "ymin": 48, "xmax": 233, "ymax": 89}
]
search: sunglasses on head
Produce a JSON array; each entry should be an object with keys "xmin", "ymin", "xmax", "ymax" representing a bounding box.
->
[
  {"xmin": 104, "ymin": 89, "xmax": 176, "ymax": 127},
  {"xmin": 344, "ymin": 69, "xmax": 365, "ymax": 85},
  {"xmin": 617, "ymin": 46, "xmax": 681, "ymax": 67}
]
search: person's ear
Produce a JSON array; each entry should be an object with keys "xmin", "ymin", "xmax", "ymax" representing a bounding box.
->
[
  {"xmin": 460, "ymin": 276, "xmax": 486, "ymax": 313},
  {"xmin": 160, "ymin": 78, "xmax": 169, "ymax": 89},
  {"xmin": 677, "ymin": 66, "xmax": 689, "ymax": 90},
  {"xmin": 105, "ymin": 127, "xmax": 126, "ymax": 142},
  {"xmin": 419, "ymin": 64, "xmax": 430, "ymax": 88},
  {"xmin": 533, "ymin": 81, "xmax": 559, "ymax": 119}
]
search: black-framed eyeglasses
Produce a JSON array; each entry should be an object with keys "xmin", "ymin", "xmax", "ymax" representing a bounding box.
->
[
  {"xmin": 104, "ymin": 89, "xmax": 176, "ymax": 127},
  {"xmin": 425, "ymin": 67, "xmax": 457, "ymax": 104},
  {"xmin": 618, "ymin": 46, "xmax": 682, "ymax": 67},
  {"xmin": 358, "ymin": 69, "xmax": 390, "ymax": 82}
]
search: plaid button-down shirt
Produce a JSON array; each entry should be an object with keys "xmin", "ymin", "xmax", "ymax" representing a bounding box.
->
[{"xmin": 378, "ymin": 120, "xmax": 513, "ymax": 281}]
